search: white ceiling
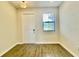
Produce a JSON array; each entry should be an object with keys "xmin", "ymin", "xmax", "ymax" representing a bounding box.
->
[{"xmin": 10, "ymin": 1, "xmax": 63, "ymax": 8}]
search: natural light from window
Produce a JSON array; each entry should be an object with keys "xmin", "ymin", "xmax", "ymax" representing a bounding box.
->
[{"xmin": 43, "ymin": 13, "xmax": 55, "ymax": 31}]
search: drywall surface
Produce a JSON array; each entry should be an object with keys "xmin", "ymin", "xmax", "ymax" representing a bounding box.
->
[
  {"xmin": 59, "ymin": 2, "xmax": 79, "ymax": 56},
  {"xmin": 18, "ymin": 7, "xmax": 59, "ymax": 43},
  {"xmin": 0, "ymin": 2, "xmax": 19, "ymax": 56}
]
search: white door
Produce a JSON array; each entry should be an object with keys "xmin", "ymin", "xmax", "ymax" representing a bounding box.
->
[{"xmin": 22, "ymin": 13, "xmax": 37, "ymax": 43}]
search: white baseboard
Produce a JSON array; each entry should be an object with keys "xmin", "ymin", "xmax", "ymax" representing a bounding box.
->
[
  {"xmin": 18, "ymin": 42, "xmax": 60, "ymax": 44},
  {"xmin": 0, "ymin": 42, "xmax": 77, "ymax": 57},
  {"xmin": 19, "ymin": 42, "xmax": 78, "ymax": 56},
  {"xmin": 59, "ymin": 43, "xmax": 77, "ymax": 57},
  {"xmin": 0, "ymin": 43, "xmax": 19, "ymax": 56},
  {"xmin": 0, "ymin": 42, "xmax": 59, "ymax": 56}
]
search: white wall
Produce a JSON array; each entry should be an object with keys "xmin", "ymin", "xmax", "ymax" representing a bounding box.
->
[
  {"xmin": 18, "ymin": 7, "xmax": 59, "ymax": 43},
  {"xmin": 0, "ymin": 2, "xmax": 19, "ymax": 56},
  {"xmin": 59, "ymin": 2, "xmax": 79, "ymax": 56}
]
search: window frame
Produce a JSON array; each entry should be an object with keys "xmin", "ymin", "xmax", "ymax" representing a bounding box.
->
[{"xmin": 42, "ymin": 13, "xmax": 55, "ymax": 32}]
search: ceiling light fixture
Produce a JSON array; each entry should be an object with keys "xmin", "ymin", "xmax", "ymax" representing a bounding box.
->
[{"xmin": 20, "ymin": 1, "xmax": 27, "ymax": 8}]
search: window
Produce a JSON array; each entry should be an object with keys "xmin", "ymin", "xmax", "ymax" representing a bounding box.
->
[{"xmin": 43, "ymin": 13, "xmax": 55, "ymax": 31}]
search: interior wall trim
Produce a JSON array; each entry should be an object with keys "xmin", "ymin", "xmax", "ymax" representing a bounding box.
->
[
  {"xmin": 1, "ymin": 42, "xmax": 77, "ymax": 57},
  {"xmin": 59, "ymin": 43, "xmax": 77, "ymax": 57},
  {"xmin": 0, "ymin": 43, "xmax": 19, "ymax": 56}
]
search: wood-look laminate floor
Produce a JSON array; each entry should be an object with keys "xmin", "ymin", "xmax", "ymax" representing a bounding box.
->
[{"xmin": 2, "ymin": 44, "xmax": 73, "ymax": 57}]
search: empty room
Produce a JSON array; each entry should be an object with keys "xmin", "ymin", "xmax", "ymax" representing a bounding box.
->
[{"xmin": 0, "ymin": 1, "xmax": 79, "ymax": 57}]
